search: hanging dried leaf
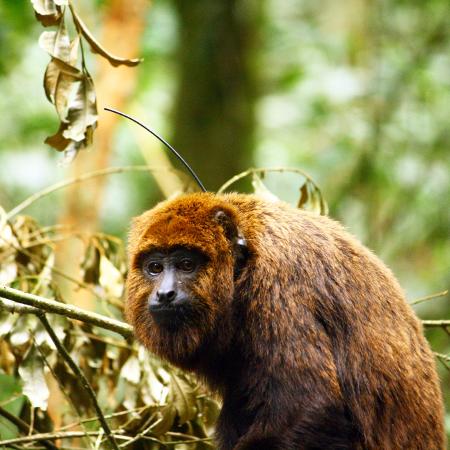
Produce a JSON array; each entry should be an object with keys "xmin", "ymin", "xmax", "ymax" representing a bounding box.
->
[
  {"xmin": 62, "ymin": 74, "xmax": 98, "ymax": 142},
  {"xmin": 70, "ymin": 6, "xmax": 141, "ymax": 67},
  {"xmin": 251, "ymin": 173, "xmax": 279, "ymax": 202},
  {"xmin": 31, "ymin": 0, "xmax": 58, "ymax": 15},
  {"xmin": 31, "ymin": 0, "xmax": 64, "ymax": 27},
  {"xmin": 297, "ymin": 180, "xmax": 328, "ymax": 215},
  {"xmin": 297, "ymin": 182, "xmax": 309, "ymax": 209},
  {"xmin": 18, "ymin": 346, "xmax": 50, "ymax": 410},
  {"xmin": 38, "ymin": 20, "xmax": 71, "ymax": 62},
  {"xmin": 44, "ymin": 57, "xmax": 82, "ymax": 106},
  {"xmin": 44, "ymin": 122, "xmax": 72, "ymax": 151}
]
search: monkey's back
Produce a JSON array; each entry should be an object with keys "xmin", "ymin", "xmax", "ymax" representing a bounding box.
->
[{"xmin": 222, "ymin": 193, "xmax": 445, "ymax": 450}]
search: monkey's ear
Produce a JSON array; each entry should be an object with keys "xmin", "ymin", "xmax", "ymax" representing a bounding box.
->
[
  {"xmin": 214, "ymin": 210, "xmax": 248, "ymax": 269},
  {"xmin": 214, "ymin": 210, "xmax": 241, "ymax": 241}
]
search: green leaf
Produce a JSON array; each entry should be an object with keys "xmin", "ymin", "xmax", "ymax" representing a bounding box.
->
[{"xmin": 18, "ymin": 346, "xmax": 49, "ymax": 410}]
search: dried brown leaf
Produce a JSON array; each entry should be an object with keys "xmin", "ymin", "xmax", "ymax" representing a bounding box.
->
[
  {"xmin": 170, "ymin": 372, "xmax": 197, "ymax": 424},
  {"xmin": 38, "ymin": 20, "xmax": 71, "ymax": 62},
  {"xmin": 251, "ymin": 173, "xmax": 279, "ymax": 202},
  {"xmin": 18, "ymin": 346, "xmax": 49, "ymax": 410},
  {"xmin": 297, "ymin": 180, "xmax": 328, "ymax": 215},
  {"xmin": 31, "ymin": 0, "xmax": 63, "ymax": 26},
  {"xmin": 99, "ymin": 255, "xmax": 124, "ymax": 298},
  {"xmin": 71, "ymin": 6, "xmax": 141, "ymax": 67},
  {"xmin": 44, "ymin": 58, "xmax": 82, "ymax": 120},
  {"xmin": 151, "ymin": 404, "xmax": 177, "ymax": 436},
  {"xmin": 297, "ymin": 182, "xmax": 309, "ymax": 209},
  {"xmin": 62, "ymin": 74, "xmax": 98, "ymax": 142},
  {"xmin": 45, "ymin": 122, "xmax": 71, "ymax": 151}
]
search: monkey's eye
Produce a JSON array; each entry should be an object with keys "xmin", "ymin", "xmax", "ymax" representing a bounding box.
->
[
  {"xmin": 146, "ymin": 262, "xmax": 163, "ymax": 275},
  {"xmin": 177, "ymin": 258, "xmax": 195, "ymax": 272}
]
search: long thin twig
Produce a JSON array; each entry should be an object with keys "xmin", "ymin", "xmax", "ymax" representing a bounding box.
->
[
  {"xmin": 2, "ymin": 286, "xmax": 446, "ymax": 335},
  {"xmin": 217, "ymin": 167, "xmax": 317, "ymax": 193},
  {"xmin": 5, "ymin": 165, "xmax": 185, "ymax": 220},
  {"xmin": 410, "ymin": 290, "xmax": 448, "ymax": 305},
  {"xmin": 0, "ymin": 431, "xmax": 127, "ymax": 447},
  {"xmin": 0, "ymin": 297, "xmax": 39, "ymax": 314},
  {"xmin": 0, "ymin": 286, "xmax": 132, "ymax": 338},
  {"xmin": 422, "ymin": 320, "xmax": 450, "ymax": 328},
  {"xmin": 38, "ymin": 314, "xmax": 120, "ymax": 450}
]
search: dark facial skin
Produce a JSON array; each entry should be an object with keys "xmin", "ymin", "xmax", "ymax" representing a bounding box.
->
[{"xmin": 142, "ymin": 248, "xmax": 207, "ymax": 329}]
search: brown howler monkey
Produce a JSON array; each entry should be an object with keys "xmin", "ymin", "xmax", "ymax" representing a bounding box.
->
[{"xmin": 126, "ymin": 192, "xmax": 445, "ymax": 450}]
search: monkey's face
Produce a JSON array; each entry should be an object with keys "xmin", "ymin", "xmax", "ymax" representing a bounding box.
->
[
  {"xmin": 141, "ymin": 247, "xmax": 208, "ymax": 330},
  {"xmin": 126, "ymin": 194, "xmax": 247, "ymax": 366}
]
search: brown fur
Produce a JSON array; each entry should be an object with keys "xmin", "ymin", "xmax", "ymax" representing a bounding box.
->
[{"xmin": 126, "ymin": 192, "xmax": 446, "ymax": 450}]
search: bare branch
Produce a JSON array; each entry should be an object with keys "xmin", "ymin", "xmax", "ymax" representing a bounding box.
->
[
  {"xmin": 410, "ymin": 290, "xmax": 448, "ymax": 305},
  {"xmin": 217, "ymin": 167, "xmax": 317, "ymax": 194},
  {"xmin": 0, "ymin": 431, "xmax": 127, "ymax": 447},
  {"xmin": 0, "ymin": 286, "xmax": 132, "ymax": 338},
  {"xmin": 423, "ymin": 320, "xmax": 450, "ymax": 328}
]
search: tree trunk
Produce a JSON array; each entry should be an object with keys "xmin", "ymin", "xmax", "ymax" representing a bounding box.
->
[{"xmin": 171, "ymin": 0, "xmax": 261, "ymax": 191}]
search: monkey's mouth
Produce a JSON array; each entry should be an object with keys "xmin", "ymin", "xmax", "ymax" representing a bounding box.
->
[{"xmin": 149, "ymin": 301, "xmax": 197, "ymax": 329}]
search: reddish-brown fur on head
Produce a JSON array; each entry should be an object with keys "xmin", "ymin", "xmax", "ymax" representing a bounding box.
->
[
  {"xmin": 126, "ymin": 193, "xmax": 242, "ymax": 366},
  {"xmin": 126, "ymin": 192, "xmax": 445, "ymax": 450}
]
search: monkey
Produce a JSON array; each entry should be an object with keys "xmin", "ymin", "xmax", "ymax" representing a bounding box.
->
[{"xmin": 125, "ymin": 192, "xmax": 446, "ymax": 450}]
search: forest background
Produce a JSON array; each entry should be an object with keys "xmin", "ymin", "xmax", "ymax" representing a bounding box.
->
[{"xmin": 0, "ymin": 0, "xmax": 448, "ymax": 448}]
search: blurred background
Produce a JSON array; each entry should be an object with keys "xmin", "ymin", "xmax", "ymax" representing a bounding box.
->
[{"xmin": 0, "ymin": 0, "xmax": 449, "ymax": 435}]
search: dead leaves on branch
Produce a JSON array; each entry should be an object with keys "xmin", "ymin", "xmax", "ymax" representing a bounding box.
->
[
  {"xmin": 219, "ymin": 167, "xmax": 329, "ymax": 215},
  {"xmin": 0, "ymin": 208, "xmax": 217, "ymax": 448},
  {"xmin": 297, "ymin": 178, "xmax": 328, "ymax": 215},
  {"xmin": 31, "ymin": 0, "xmax": 141, "ymax": 160}
]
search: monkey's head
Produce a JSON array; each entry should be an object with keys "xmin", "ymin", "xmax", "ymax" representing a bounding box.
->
[{"xmin": 125, "ymin": 193, "xmax": 248, "ymax": 367}]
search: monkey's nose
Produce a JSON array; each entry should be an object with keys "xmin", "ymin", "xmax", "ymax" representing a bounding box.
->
[{"xmin": 156, "ymin": 289, "xmax": 177, "ymax": 304}]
